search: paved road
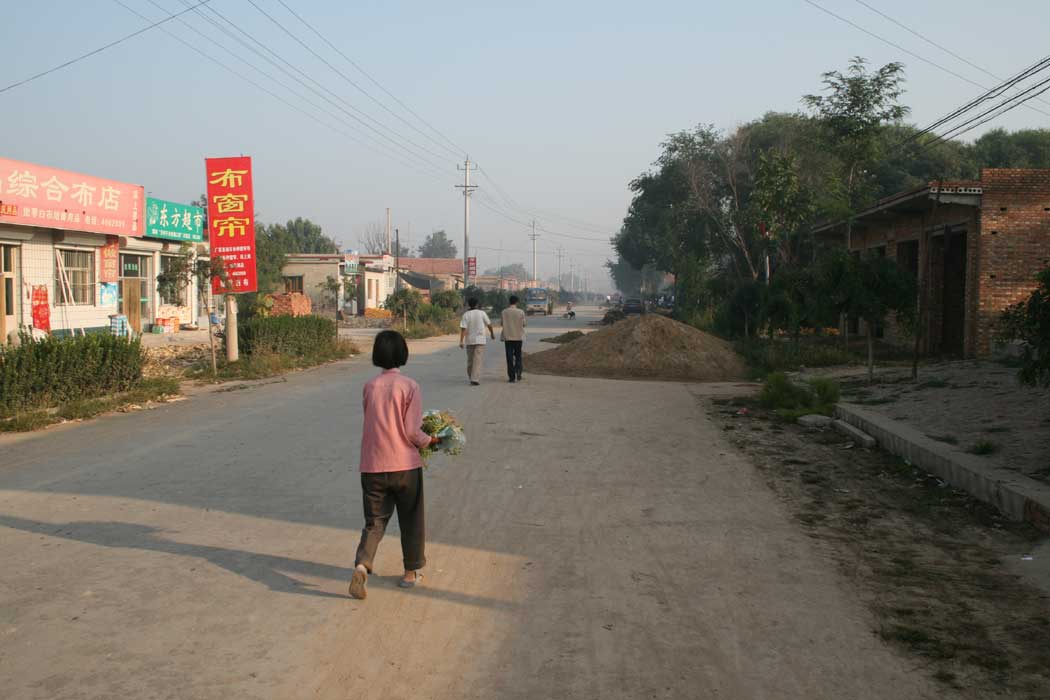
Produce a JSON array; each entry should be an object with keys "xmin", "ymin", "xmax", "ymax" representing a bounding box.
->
[{"xmin": 0, "ymin": 309, "xmax": 939, "ymax": 699}]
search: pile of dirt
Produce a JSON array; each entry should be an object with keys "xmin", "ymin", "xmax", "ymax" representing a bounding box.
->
[{"xmin": 527, "ymin": 314, "xmax": 746, "ymax": 382}]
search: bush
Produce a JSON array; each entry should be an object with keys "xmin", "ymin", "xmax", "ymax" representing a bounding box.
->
[
  {"xmin": 998, "ymin": 266, "xmax": 1050, "ymax": 387},
  {"xmin": 240, "ymin": 315, "xmax": 338, "ymax": 358},
  {"xmin": 385, "ymin": 288, "xmax": 425, "ymax": 319},
  {"xmin": 415, "ymin": 303, "xmax": 453, "ymax": 325},
  {"xmin": 430, "ymin": 289, "xmax": 462, "ymax": 310},
  {"xmin": 0, "ymin": 333, "xmax": 144, "ymax": 417},
  {"xmin": 759, "ymin": 372, "xmax": 841, "ymax": 420}
]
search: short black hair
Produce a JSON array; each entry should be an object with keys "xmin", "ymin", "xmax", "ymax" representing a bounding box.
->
[
  {"xmin": 509, "ymin": 295, "xmax": 519, "ymax": 304},
  {"xmin": 372, "ymin": 330, "xmax": 409, "ymax": 369},
  {"xmin": 468, "ymin": 297, "xmax": 479, "ymax": 309}
]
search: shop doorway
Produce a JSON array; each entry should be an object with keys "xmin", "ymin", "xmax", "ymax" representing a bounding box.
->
[
  {"xmin": 941, "ymin": 231, "xmax": 967, "ymax": 356},
  {"xmin": 1, "ymin": 245, "xmax": 18, "ymax": 341},
  {"xmin": 119, "ymin": 254, "xmax": 152, "ymax": 333}
]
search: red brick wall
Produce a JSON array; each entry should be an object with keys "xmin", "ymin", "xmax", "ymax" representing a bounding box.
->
[{"xmin": 976, "ymin": 169, "xmax": 1050, "ymax": 355}]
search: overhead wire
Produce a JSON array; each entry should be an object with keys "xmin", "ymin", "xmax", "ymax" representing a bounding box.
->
[
  {"xmin": 851, "ymin": 0, "xmax": 1050, "ymax": 111},
  {"xmin": 121, "ymin": 0, "xmax": 444, "ymax": 180},
  {"xmin": 0, "ymin": 0, "xmax": 213, "ymax": 95},
  {"xmin": 242, "ymin": 0, "xmax": 458, "ymax": 163},
  {"xmin": 172, "ymin": 0, "xmax": 453, "ymax": 175},
  {"xmin": 272, "ymin": 0, "xmax": 468, "ymax": 159},
  {"xmin": 801, "ymin": 0, "xmax": 1050, "ymax": 119}
]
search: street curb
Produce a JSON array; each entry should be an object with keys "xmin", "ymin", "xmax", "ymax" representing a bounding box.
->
[{"xmin": 835, "ymin": 403, "xmax": 1050, "ymax": 533}]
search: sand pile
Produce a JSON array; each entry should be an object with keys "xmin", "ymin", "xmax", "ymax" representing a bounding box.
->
[{"xmin": 526, "ymin": 314, "xmax": 746, "ymax": 382}]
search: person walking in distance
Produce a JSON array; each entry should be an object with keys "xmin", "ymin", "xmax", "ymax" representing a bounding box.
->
[
  {"xmin": 501, "ymin": 294, "xmax": 526, "ymax": 383},
  {"xmin": 459, "ymin": 297, "xmax": 495, "ymax": 386},
  {"xmin": 349, "ymin": 330, "xmax": 440, "ymax": 600}
]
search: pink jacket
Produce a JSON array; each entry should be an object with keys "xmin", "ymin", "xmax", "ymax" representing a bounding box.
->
[{"xmin": 359, "ymin": 369, "xmax": 432, "ymax": 473}]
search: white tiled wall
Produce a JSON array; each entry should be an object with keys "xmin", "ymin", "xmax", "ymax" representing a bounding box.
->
[{"xmin": 1, "ymin": 226, "xmax": 201, "ymax": 336}]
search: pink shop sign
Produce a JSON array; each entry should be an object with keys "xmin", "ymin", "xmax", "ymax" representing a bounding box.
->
[{"xmin": 0, "ymin": 157, "xmax": 143, "ymax": 237}]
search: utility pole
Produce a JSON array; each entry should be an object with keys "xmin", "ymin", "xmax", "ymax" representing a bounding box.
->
[
  {"xmin": 225, "ymin": 294, "xmax": 238, "ymax": 362},
  {"xmin": 556, "ymin": 246, "xmax": 564, "ymax": 291},
  {"xmin": 385, "ymin": 208, "xmax": 392, "ymax": 255},
  {"xmin": 498, "ymin": 239, "xmax": 503, "ymax": 289},
  {"xmin": 529, "ymin": 220, "xmax": 540, "ymax": 286},
  {"xmin": 455, "ymin": 159, "xmax": 478, "ymax": 292},
  {"xmin": 395, "ymin": 227, "xmax": 401, "ymax": 292}
]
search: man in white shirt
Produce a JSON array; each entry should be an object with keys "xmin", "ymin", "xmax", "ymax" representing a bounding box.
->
[{"xmin": 459, "ymin": 297, "xmax": 495, "ymax": 386}]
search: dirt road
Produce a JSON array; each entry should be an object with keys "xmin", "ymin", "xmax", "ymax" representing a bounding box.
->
[{"xmin": 0, "ymin": 310, "xmax": 939, "ymax": 699}]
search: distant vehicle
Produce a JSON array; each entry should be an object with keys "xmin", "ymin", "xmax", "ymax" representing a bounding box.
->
[
  {"xmin": 524, "ymin": 287, "xmax": 549, "ymax": 315},
  {"xmin": 622, "ymin": 298, "xmax": 645, "ymax": 315}
]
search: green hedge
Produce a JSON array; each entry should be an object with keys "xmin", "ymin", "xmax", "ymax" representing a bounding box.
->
[
  {"xmin": 240, "ymin": 315, "xmax": 338, "ymax": 358},
  {"xmin": 0, "ymin": 333, "xmax": 144, "ymax": 416}
]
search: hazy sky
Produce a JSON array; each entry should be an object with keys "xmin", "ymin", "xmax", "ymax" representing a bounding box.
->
[{"xmin": 3, "ymin": 0, "xmax": 1048, "ymax": 290}]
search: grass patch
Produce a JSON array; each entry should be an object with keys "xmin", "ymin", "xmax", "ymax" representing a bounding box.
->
[
  {"xmin": 0, "ymin": 410, "xmax": 59, "ymax": 432},
  {"xmin": 0, "ymin": 376, "xmax": 182, "ymax": 433},
  {"xmin": 402, "ymin": 318, "xmax": 459, "ymax": 340},
  {"xmin": 188, "ymin": 340, "xmax": 357, "ymax": 381},
  {"xmin": 542, "ymin": 330, "xmax": 585, "ymax": 344},
  {"xmin": 760, "ymin": 372, "xmax": 840, "ymax": 421},
  {"xmin": 969, "ymin": 440, "xmax": 1000, "ymax": 456}
]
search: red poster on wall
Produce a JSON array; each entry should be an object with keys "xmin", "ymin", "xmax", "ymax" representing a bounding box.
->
[
  {"xmin": 99, "ymin": 235, "xmax": 120, "ymax": 284},
  {"xmin": 31, "ymin": 285, "xmax": 50, "ymax": 333},
  {"xmin": 205, "ymin": 156, "xmax": 257, "ymax": 294}
]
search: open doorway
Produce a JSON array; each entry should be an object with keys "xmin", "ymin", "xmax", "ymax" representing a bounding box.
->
[
  {"xmin": 1, "ymin": 244, "xmax": 18, "ymax": 341},
  {"xmin": 941, "ymin": 231, "xmax": 967, "ymax": 356}
]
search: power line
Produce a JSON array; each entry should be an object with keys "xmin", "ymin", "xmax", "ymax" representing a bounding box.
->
[
  {"xmin": 473, "ymin": 194, "xmax": 615, "ymax": 246},
  {"xmin": 801, "ymin": 0, "xmax": 1050, "ymax": 119},
  {"xmin": 242, "ymin": 0, "xmax": 456, "ymax": 164},
  {"xmin": 921, "ymin": 75, "xmax": 1050, "ymax": 151},
  {"xmin": 173, "ymin": 0, "xmax": 453, "ymax": 175},
  {"xmin": 475, "ymin": 167, "xmax": 615, "ymax": 235},
  {"xmin": 851, "ymin": 0, "xmax": 1050, "ymax": 112},
  {"xmin": 906, "ymin": 56, "xmax": 1050, "ymax": 145},
  {"xmin": 272, "ymin": 0, "xmax": 468, "ymax": 159},
  {"xmin": 0, "ymin": 0, "xmax": 212, "ymax": 96},
  {"xmin": 123, "ymin": 0, "xmax": 443, "ymax": 180}
]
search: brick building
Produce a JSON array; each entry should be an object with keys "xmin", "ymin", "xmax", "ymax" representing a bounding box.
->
[{"xmin": 815, "ymin": 169, "xmax": 1050, "ymax": 358}]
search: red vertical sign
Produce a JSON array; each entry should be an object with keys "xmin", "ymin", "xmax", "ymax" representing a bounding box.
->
[
  {"xmin": 205, "ymin": 156, "xmax": 257, "ymax": 294},
  {"xmin": 99, "ymin": 235, "xmax": 120, "ymax": 283},
  {"xmin": 467, "ymin": 257, "xmax": 477, "ymax": 277},
  {"xmin": 31, "ymin": 286, "xmax": 50, "ymax": 333}
]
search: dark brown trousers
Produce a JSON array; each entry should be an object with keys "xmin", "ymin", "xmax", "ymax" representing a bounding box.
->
[{"xmin": 355, "ymin": 468, "xmax": 426, "ymax": 572}]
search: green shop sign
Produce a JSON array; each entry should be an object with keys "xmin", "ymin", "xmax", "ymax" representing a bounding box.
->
[{"xmin": 144, "ymin": 197, "xmax": 204, "ymax": 242}]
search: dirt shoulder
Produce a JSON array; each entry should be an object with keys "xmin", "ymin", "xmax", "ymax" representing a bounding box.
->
[
  {"xmin": 707, "ymin": 393, "xmax": 1050, "ymax": 699},
  {"xmin": 803, "ymin": 360, "xmax": 1050, "ymax": 484}
]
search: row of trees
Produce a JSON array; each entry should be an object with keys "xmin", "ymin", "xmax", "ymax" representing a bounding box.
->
[
  {"xmin": 609, "ymin": 57, "xmax": 1050, "ymax": 378},
  {"xmin": 357, "ymin": 224, "xmax": 459, "ymax": 259}
]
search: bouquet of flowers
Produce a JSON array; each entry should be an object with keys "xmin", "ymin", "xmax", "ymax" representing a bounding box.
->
[{"xmin": 419, "ymin": 409, "xmax": 466, "ymax": 464}]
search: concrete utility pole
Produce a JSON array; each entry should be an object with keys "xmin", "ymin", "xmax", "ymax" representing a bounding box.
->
[
  {"xmin": 225, "ymin": 294, "xmax": 238, "ymax": 362},
  {"xmin": 556, "ymin": 246, "xmax": 564, "ymax": 291},
  {"xmin": 385, "ymin": 208, "xmax": 392, "ymax": 255},
  {"xmin": 455, "ymin": 159, "xmax": 478, "ymax": 290},
  {"xmin": 529, "ymin": 220, "xmax": 540, "ymax": 286},
  {"xmin": 395, "ymin": 228, "xmax": 401, "ymax": 292}
]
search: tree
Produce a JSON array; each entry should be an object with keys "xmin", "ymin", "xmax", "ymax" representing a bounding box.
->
[
  {"xmin": 483, "ymin": 262, "xmax": 529, "ymax": 282},
  {"xmin": 358, "ymin": 221, "xmax": 388, "ymax": 255},
  {"xmin": 998, "ymin": 267, "xmax": 1050, "ymax": 387},
  {"xmin": 803, "ymin": 57, "xmax": 910, "ymax": 235},
  {"xmin": 818, "ymin": 250, "xmax": 916, "ymax": 383},
  {"xmin": 751, "ymin": 150, "xmax": 816, "ymax": 270},
  {"xmin": 156, "ymin": 245, "xmax": 229, "ymax": 378},
  {"xmin": 417, "ymin": 230, "xmax": 457, "ymax": 258}
]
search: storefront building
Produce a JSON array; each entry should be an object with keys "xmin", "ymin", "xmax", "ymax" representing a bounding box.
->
[{"xmin": 0, "ymin": 156, "xmax": 206, "ymax": 341}]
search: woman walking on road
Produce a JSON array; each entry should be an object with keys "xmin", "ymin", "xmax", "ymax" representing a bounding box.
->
[{"xmin": 349, "ymin": 330, "xmax": 440, "ymax": 600}]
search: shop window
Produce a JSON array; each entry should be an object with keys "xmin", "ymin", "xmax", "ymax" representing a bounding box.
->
[
  {"xmin": 283, "ymin": 275, "xmax": 304, "ymax": 294},
  {"xmin": 55, "ymin": 249, "xmax": 95, "ymax": 305},
  {"xmin": 159, "ymin": 255, "xmax": 187, "ymax": 306}
]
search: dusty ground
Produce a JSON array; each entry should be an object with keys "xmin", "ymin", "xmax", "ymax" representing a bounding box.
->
[
  {"xmin": 0, "ymin": 310, "xmax": 949, "ymax": 699},
  {"xmin": 708, "ymin": 395, "xmax": 1050, "ymax": 699},
  {"xmin": 812, "ymin": 360, "xmax": 1050, "ymax": 483}
]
